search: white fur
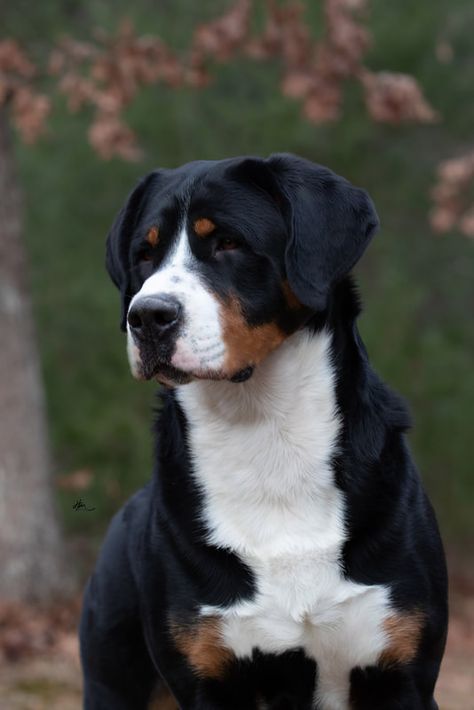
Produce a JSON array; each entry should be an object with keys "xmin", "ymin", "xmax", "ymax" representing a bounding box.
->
[
  {"xmin": 126, "ymin": 332, "xmax": 143, "ymax": 378},
  {"xmin": 127, "ymin": 227, "xmax": 225, "ymax": 376},
  {"xmin": 177, "ymin": 330, "xmax": 392, "ymax": 710}
]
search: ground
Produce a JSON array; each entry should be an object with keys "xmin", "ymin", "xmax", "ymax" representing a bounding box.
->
[{"xmin": 0, "ymin": 570, "xmax": 473, "ymax": 710}]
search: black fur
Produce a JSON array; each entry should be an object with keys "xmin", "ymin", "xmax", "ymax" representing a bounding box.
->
[{"xmin": 82, "ymin": 154, "xmax": 448, "ymax": 709}]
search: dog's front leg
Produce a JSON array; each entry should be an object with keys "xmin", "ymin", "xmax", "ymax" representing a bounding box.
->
[{"xmin": 349, "ymin": 665, "xmax": 440, "ymax": 710}]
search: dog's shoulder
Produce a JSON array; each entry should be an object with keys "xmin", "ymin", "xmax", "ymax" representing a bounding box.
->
[{"xmin": 86, "ymin": 484, "xmax": 152, "ymax": 607}]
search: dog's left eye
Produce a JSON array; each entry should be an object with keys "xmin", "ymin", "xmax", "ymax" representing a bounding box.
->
[
  {"xmin": 216, "ymin": 237, "xmax": 238, "ymax": 252},
  {"xmin": 137, "ymin": 248, "xmax": 154, "ymax": 263}
]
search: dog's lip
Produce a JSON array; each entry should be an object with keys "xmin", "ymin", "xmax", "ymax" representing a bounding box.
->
[
  {"xmin": 138, "ymin": 348, "xmax": 205, "ymax": 383},
  {"xmin": 138, "ymin": 340, "xmax": 256, "ymax": 384},
  {"xmin": 147, "ymin": 361, "xmax": 193, "ymax": 385},
  {"xmin": 147, "ymin": 360, "xmax": 255, "ymax": 385}
]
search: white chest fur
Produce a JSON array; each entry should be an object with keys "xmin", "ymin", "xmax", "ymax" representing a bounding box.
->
[{"xmin": 177, "ymin": 331, "xmax": 392, "ymax": 710}]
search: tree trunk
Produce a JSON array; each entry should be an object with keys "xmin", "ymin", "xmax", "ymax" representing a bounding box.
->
[{"xmin": 0, "ymin": 108, "xmax": 70, "ymax": 601}]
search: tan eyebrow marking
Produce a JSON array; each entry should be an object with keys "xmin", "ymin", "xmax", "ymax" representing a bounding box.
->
[
  {"xmin": 194, "ymin": 218, "xmax": 216, "ymax": 238},
  {"xmin": 146, "ymin": 225, "xmax": 160, "ymax": 247}
]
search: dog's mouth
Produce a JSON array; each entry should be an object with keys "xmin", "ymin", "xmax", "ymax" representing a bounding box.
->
[
  {"xmin": 136, "ymin": 348, "xmax": 191, "ymax": 385},
  {"xmin": 151, "ymin": 362, "xmax": 254, "ymax": 386},
  {"xmin": 139, "ymin": 350, "xmax": 254, "ymax": 386},
  {"xmin": 152, "ymin": 363, "xmax": 194, "ymax": 386},
  {"xmin": 130, "ymin": 333, "xmax": 255, "ymax": 386}
]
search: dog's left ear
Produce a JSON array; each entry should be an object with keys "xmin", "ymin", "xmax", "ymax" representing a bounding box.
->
[
  {"xmin": 267, "ymin": 153, "xmax": 379, "ymax": 311},
  {"xmin": 106, "ymin": 172, "xmax": 158, "ymax": 331}
]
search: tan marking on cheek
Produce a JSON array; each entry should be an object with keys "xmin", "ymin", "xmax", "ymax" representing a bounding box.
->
[
  {"xmin": 146, "ymin": 225, "xmax": 160, "ymax": 247},
  {"xmin": 379, "ymin": 610, "xmax": 425, "ymax": 668},
  {"xmin": 194, "ymin": 217, "xmax": 216, "ymax": 237},
  {"xmin": 282, "ymin": 280, "xmax": 302, "ymax": 310},
  {"xmin": 148, "ymin": 684, "xmax": 178, "ymax": 709},
  {"xmin": 170, "ymin": 617, "xmax": 234, "ymax": 679},
  {"xmin": 220, "ymin": 296, "xmax": 286, "ymax": 375}
]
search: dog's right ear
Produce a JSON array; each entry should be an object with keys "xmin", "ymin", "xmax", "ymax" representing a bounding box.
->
[{"xmin": 106, "ymin": 172, "xmax": 157, "ymax": 331}]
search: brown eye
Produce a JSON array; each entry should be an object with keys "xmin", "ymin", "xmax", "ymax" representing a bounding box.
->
[{"xmin": 216, "ymin": 237, "xmax": 238, "ymax": 252}]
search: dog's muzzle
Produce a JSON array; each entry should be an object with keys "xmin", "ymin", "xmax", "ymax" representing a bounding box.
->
[{"xmin": 127, "ymin": 295, "xmax": 183, "ymax": 380}]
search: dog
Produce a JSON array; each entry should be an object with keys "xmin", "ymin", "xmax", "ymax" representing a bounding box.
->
[{"xmin": 80, "ymin": 154, "xmax": 448, "ymax": 709}]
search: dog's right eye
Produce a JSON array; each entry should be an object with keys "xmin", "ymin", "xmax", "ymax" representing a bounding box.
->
[
  {"xmin": 216, "ymin": 237, "xmax": 239, "ymax": 252},
  {"xmin": 134, "ymin": 249, "xmax": 155, "ymax": 278}
]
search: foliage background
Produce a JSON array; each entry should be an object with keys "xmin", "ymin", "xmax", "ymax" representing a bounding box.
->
[{"xmin": 5, "ymin": 0, "xmax": 474, "ymax": 544}]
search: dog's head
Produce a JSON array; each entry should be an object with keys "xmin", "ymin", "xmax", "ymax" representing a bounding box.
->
[{"xmin": 106, "ymin": 154, "xmax": 378, "ymax": 385}]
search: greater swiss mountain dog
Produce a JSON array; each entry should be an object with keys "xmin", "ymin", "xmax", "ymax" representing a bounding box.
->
[{"xmin": 80, "ymin": 154, "xmax": 448, "ymax": 709}]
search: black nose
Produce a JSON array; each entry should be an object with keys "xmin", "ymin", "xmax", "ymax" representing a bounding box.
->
[{"xmin": 127, "ymin": 296, "xmax": 182, "ymax": 338}]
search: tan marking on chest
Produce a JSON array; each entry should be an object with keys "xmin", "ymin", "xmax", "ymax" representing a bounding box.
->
[
  {"xmin": 194, "ymin": 218, "xmax": 216, "ymax": 237},
  {"xmin": 146, "ymin": 225, "xmax": 160, "ymax": 247},
  {"xmin": 170, "ymin": 616, "xmax": 234, "ymax": 679},
  {"xmin": 379, "ymin": 610, "xmax": 424, "ymax": 667},
  {"xmin": 219, "ymin": 295, "xmax": 285, "ymax": 375}
]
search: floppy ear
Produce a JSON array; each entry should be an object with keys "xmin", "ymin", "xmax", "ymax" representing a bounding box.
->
[
  {"xmin": 267, "ymin": 153, "xmax": 379, "ymax": 311},
  {"xmin": 105, "ymin": 172, "xmax": 157, "ymax": 331}
]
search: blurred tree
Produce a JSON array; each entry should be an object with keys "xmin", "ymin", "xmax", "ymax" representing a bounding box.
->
[
  {"xmin": 0, "ymin": 0, "xmax": 468, "ymax": 600},
  {"xmin": 0, "ymin": 107, "xmax": 70, "ymax": 601}
]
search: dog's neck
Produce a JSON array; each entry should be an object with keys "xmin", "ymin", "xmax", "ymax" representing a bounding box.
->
[
  {"xmin": 177, "ymin": 326, "xmax": 338, "ymax": 427},
  {"xmin": 175, "ymin": 325, "xmax": 345, "ymax": 556},
  {"xmin": 176, "ymin": 278, "xmax": 365, "ymax": 429},
  {"xmin": 172, "ymin": 283, "xmax": 405, "ymax": 556}
]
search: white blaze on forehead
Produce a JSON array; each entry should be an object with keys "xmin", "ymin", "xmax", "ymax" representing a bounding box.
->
[{"xmin": 129, "ymin": 226, "xmax": 225, "ymax": 374}]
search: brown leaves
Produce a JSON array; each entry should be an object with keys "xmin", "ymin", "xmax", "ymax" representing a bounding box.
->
[
  {"xmin": 190, "ymin": 0, "xmax": 437, "ymax": 129},
  {"xmin": 10, "ymin": 88, "xmax": 51, "ymax": 144},
  {"xmin": 0, "ymin": 39, "xmax": 35, "ymax": 79},
  {"xmin": 5, "ymin": 2, "xmax": 467, "ymax": 240},
  {"xmin": 321, "ymin": 0, "xmax": 371, "ymax": 79},
  {"xmin": 187, "ymin": 0, "xmax": 252, "ymax": 87},
  {"xmin": 362, "ymin": 70, "xmax": 439, "ymax": 124},
  {"xmin": 0, "ymin": 40, "xmax": 50, "ymax": 142},
  {"xmin": 251, "ymin": 0, "xmax": 435, "ymax": 126},
  {"xmin": 1, "ymin": 3, "xmax": 440, "ymax": 157},
  {"xmin": 88, "ymin": 111, "xmax": 142, "ymax": 161},
  {"xmin": 249, "ymin": 0, "xmax": 342, "ymax": 121},
  {"xmin": 52, "ymin": 21, "xmax": 184, "ymax": 161},
  {"xmin": 0, "ymin": 598, "xmax": 80, "ymax": 663},
  {"xmin": 430, "ymin": 152, "xmax": 474, "ymax": 238},
  {"xmin": 193, "ymin": 0, "xmax": 251, "ymax": 61},
  {"xmin": 246, "ymin": 0, "xmax": 312, "ymax": 66}
]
